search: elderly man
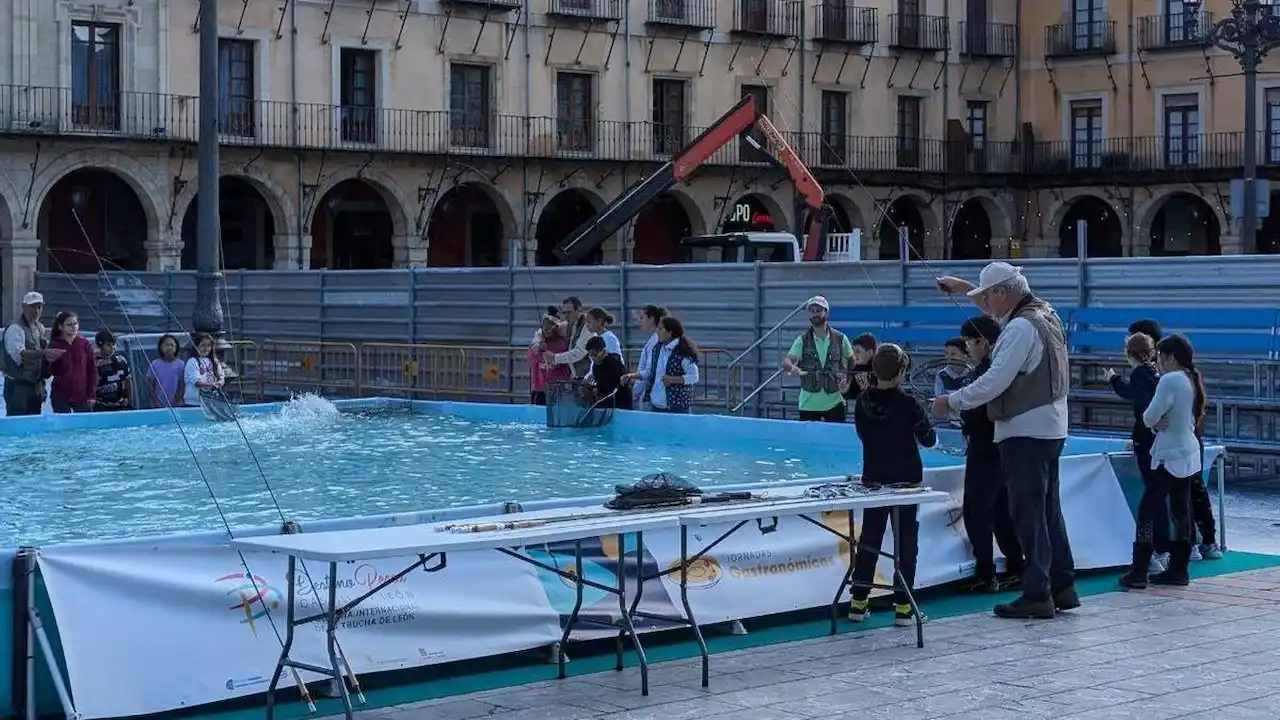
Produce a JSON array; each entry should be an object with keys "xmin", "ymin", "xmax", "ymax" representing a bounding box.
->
[
  {"xmin": 3, "ymin": 292, "xmax": 63, "ymax": 416},
  {"xmin": 782, "ymin": 295, "xmax": 853, "ymax": 422},
  {"xmin": 933, "ymin": 262, "xmax": 1078, "ymax": 620}
]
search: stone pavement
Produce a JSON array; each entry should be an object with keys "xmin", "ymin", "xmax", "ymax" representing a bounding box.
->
[{"xmin": 325, "ymin": 566, "xmax": 1280, "ymax": 720}]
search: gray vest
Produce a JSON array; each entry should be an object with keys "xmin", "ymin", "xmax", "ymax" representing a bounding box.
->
[
  {"xmin": 567, "ymin": 317, "xmax": 591, "ymax": 378},
  {"xmin": 986, "ymin": 296, "xmax": 1069, "ymax": 422},
  {"xmin": 798, "ymin": 327, "xmax": 846, "ymax": 394},
  {"xmin": 2, "ymin": 317, "xmax": 48, "ymax": 384}
]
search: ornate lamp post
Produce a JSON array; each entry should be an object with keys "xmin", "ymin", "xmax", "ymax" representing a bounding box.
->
[
  {"xmin": 193, "ymin": 0, "xmax": 226, "ymax": 344},
  {"xmin": 1207, "ymin": 0, "xmax": 1280, "ymax": 254}
]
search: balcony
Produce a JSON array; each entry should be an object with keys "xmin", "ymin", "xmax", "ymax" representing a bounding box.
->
[
  {"xmin": 888, "ymin": 14, "xmax": 949, "ymax": 52},
  {"xmin": 1045, "ymin": 20, "xmax": 1117, "ymax": 58},
  {"xmin": 1026, "ymin": 133, "xmax": 1251, "ymax": 175},
  {"xmin": 813, "ymin": 2, "xmax": 877, "ymax": 44},
  {"xmin": 440, "ymin": 0, "xmax": 522, "ymax": 8},
  {"xmin": 1137, "ymin": 12, "xmax": 1213, "ymax": 51},
  {"xmin": 646, "ymin": 0, "xmax": 716, "ymax": 29},
  {"xmin": 731, "ymin": 0, "xmax": 802, "ymax": 37},
  {"xmin": 959, "ymin": 20, "xmax": 1017, "ymax": 57},
  {"xmin": 547, "ymin": 0, "xmax": 622, "ymax": 20}
]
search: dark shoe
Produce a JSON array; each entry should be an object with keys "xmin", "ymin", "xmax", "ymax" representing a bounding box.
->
[
  {"xmin": 1150, "ymin": 570, "xmax": 1190, "ymax": 586},
  {"xmin": 958, "ymin": 576, "xmax": 1001, "ymax": 594},
  {"xmin": 1119, "ymin": 542, "xmax": 1153, "ymax": 590},
  {"xmin": 1118, "ymin": 570, "xmax": 1148, "ymax": 590},
  {"xmin": 993, "ymin": 595, "xmax": 1056, "ymax": 619},
  {"xmin": 1052, "ymin": 585, "xmax": 1081, "ymax": 611},
  {"xmin": 998, "ymin": 573, "xmax": 1023, "ymax": 591},
  {"xmin": 893, "ymin": 603, "xmax": 916, "ymax": 627}
]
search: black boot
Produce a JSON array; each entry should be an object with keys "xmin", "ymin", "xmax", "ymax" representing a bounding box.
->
[
  {"xmin": 1119, "ymin": 542, "xmax": 1153, "ymax": 590},
  {"xmin": 1151, "ymin": 541, "xmax": 1192, "ymax": 586}
]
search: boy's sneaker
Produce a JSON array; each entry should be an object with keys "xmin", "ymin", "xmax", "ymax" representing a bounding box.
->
[
  {"xmin": 1199, "ymin": 543, "xmax": 1224, "ymax": 560},
  {"xmin": 958, "ymin": 576, "xmax": 1001, "ymax": 594},
  {"xmin": 1190, "ymin": 545, "xmax": 1203, "ymax": 562},
  {"xmin": 1149, "ymin": 553, "xmax": 1170, "ymax": 573},
  {"xmin": 893, "ymin": 603, "xmax": 916, "ymax": 627},
  {"xmin": 848, "ymin": 598, "xmax": 870, "ymax": 622}
]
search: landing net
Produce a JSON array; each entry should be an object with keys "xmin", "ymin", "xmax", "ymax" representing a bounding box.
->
[{"xmin": 545, "ymin": 380, "xmax": 614, "ymax": 429}]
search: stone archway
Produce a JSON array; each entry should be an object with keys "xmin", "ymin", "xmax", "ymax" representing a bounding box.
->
[
  {"xmin": 950, "ymin": 198, "xmax": 995, "ymax": 260},
  {"xmin": 179, "ymin": 177, "xmax": 280, "ymax": 270},
  {"xmin": 1058, "ymin": 195, "xmax": 1124, "ymax": 258},
  {"xmin": 310, "ymin": 179, "xmax": 397, "ymax": 269},
  {"xmin": 426, "ymin": 182, "xmax": 516, "ymax": 267},
  {"xmin": 535, "ymin": 188, "xmax": 604, "ymax": 266},
  {"xmin": 632, "ymin": 191, "xmax": 702, "ymax": 265},
  {"xmin": 876, "ymin": 195, "xmax": 929, "ymax": 260},
  {"xmin": 825, "ymin": 195, "xmax": 863, "ymax": 234},
  {"xmin": 37, "ymin": 168, "xmax": 150, "ymax": 273},
  {"xmin": 1260, "ymin": 191, "xmax": 1280, "ymax": 254},
  {"xmin": 1148, "ymin": 192, "xmax": 1221, "ymax": 256}
]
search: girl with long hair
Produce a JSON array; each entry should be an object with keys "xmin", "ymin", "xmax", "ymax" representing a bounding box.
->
[
  {"xmin": 47, "ymin": 311, "xmax": 97, "ymax": 413},
  {"xmin": 183, "ymin": 332, "xmax": 224, "ymax": 407},
  {"xmin": 1122, "ymin": 334, "xmax": 1206, "ymax": 588},
  {"xmin": 644, "ymin": 316, "xmax": 699, "ymax": 414}
]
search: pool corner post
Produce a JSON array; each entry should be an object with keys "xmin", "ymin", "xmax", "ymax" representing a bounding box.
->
[{"xmin": 11, "ymin": 547, "xmax": 34, "ymax": 720}]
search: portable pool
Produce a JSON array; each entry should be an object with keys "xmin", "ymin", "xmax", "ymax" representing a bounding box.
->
[
  {"xmin": 1, "ymin": 394, "xmax": 1131, "ymax": 548},
  {"xmin": 0, "ymin": 396, "xmax": 1232, "ymax": 720}
]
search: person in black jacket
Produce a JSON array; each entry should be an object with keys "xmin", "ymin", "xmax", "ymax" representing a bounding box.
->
[
  {"xmin": 1106, "ymin": 332, "xmax": 1169, "ymax": 586},
  {"xmin": 847, "ymin": 343, "xmax": 936, "ymax": 627},
  {"xmin": 585, "ymin": 336, "xmax": 633, "ymax": 410},
  {"xmin": 957, "ymin": 315, "xmax": 1026, "ymax": 593}
]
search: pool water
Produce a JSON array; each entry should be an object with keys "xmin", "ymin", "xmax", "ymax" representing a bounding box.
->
[{"xmin": 0, "ymin": 397, "xmax": 968, "ymax": 548}]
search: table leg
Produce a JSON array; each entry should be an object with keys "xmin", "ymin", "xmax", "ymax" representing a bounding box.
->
[
  {"xmin": 264, "ymin": 555, "xmax": 296, "ymax": 720},
  {"xmin": 613, "ymin": 531, "xmax": 649, "ymax": 695},
  {"xmin": 325, "ymin": 562, "xmax": 355, "ymax": 718},
  {"xmin": 828, "ymin": 509, "xmax": 856, "ymax": 635},
  {"xmin": 891, "ymin": 506, "xmax": 925, "ymax": 649},
  {"xmin": 557, "ymin": 540, "xmax": 585, "ymax": 680},
  {"xmin": 679, "ymin": 525, "xmax": 709, "ymax": 688}
]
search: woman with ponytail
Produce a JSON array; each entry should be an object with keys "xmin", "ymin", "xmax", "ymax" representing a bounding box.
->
[{"xmin": 1121, "ymin": 334, "xmax": 1204, "ymax": 588}]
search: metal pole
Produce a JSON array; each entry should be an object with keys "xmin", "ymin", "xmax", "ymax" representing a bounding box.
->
[
  {"xmin": 194, "ymin": 0, "xmax": 226, "ymax": 344},
  {"xmin": 1242, "ymin": 48, "xmax": 1259, "ymax": 254}
]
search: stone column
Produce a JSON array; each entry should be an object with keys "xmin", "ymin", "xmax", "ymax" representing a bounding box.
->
[
  {"xmin": 1219, "ymin": 232, "xmax": 1243, "ymax": 255},
  {"xmin": 273, "ymin": 233, "xmax": 310, "ymax": 269},
  {"xmin": 0, "ymin": 231, "xmax": 40, "ymax": 322},
  {"xmin": 145, "ymin": 230, "xmax": 183, "ymax": 271},
  {"xmin": 391, "ymin": 234, "xmax": 427, "ymax": 268}
]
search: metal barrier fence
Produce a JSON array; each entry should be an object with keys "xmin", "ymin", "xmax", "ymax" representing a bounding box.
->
[{"xmin": 232, "ymin": 341, "xmax": 745, "ymax": 410}]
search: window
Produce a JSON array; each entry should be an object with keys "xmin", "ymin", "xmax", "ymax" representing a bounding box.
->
[
  {"xmin": 1267, "ymin": 88, "xmax": 1280, "ymax": 164},
  {"xmin": 339, "ymin": 48, "xmax": 377, "ymax": 144},
  {"xmin": 1164, "ymin": 0, "xmax": 1202, "ymax": 44},
  {"xmin": 71, "ymin": 22, "xmax": 120, "ymax": 129},
  {"xmin": 820, "ymin": 91, "xmax": 847, "ymax": 165},
  {"xmin": 741, "ymin": 85, "xmax": 770, "ymax": 162},
  {"xmin": 655, "ymin": 0, "xmax": 685, "ymax": 21},
  {"xmin": 965, "ymin": 0, "xmax": 988, "ymax": 53},
  {"xmin": 1072, "ymin": 0, "xmax": 1103, "ymax": 51},
  {"xmin": 739, "ymin": 0, "xmax": 769, "ymax": 33},
  {"xmin": 897, "ymin": 0, "xmax": 920, "ymax": 46},
  {"xmin": 896, "ymin": 95, "xmax": 921, "ymax": 168},
  {"xmin": 1163, "ymin": 93, "xmax": 1200, "ymax": 167},
  {"xmin": 1070, "ymin": 99, "xmax": 1103, "ymax": 168},
  {"xmin": 450, "ymin": 63, "xmax": 491, "ymax": 148},
  {"xmin": 556, "ymin": 73, "xmax": 594, "ymax": 152},
  {"xmin": 652, "ymin": 78, "xmax": 686, "ymax": 155},
  {"xmin": 219, "ymin": 39, "xmax": 255, "ymax": 137},
  {"xmin": 966, "ymin": 100, "xmax": 987, "ymax": 170}
]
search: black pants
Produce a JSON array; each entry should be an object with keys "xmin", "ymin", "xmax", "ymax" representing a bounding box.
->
[
  {"xmin": 999, "ymin": 437, "xmax": 1076, "ymax": 603},
  {"xmin": 52, "ymin": 400, "xmax": 92, "ymax": 414},
  {"xmin": 799, "ymin": 403, "xmax": 847, "ymax": 423},
  {"xmin": 1190, "ymin": 441, "xmax": 1217, "ymax": 545},
  {"xmin": 850, "ymin": 505, "xmax": 918, "ymax": 605},
  {"xmin": 3, "ymin": 380, "xmax": 43, "ymax": 416},
  {"xmin": 964, "ymin": 447, "xmax": 1025, "ymax": 580},
  {"xmin": 1140, "ymin": 466, "xmax": 1195, "ymax": 549},
  {"xmin": 531, "ymin": 391, "xmax": 547, "ymax": 406},
  {"xmin": 1134, "ymin": 442, "xmax": 1172, "ymax": 554}
]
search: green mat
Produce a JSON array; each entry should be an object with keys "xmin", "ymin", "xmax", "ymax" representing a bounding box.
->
[{"xmin": 188, "ymin": 550, "xmax": 1280, "ymax": 720}]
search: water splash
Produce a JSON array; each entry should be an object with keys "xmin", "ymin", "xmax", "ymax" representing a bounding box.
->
[{"xmin": 276, "ymin": 392, "xmax": 342, "ymax": 424}]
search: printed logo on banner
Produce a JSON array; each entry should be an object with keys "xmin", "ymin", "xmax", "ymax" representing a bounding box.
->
[
  {"xmin": 292, "ymin": 563, "xmax": 419, "ymax": 632},
  {"xmin": 216, "ymin": 572, "xmax": 283, "ymax": 638},
  {"xmin": 665, "ymin": 556, "xmax": 724, "ymax": 588}
]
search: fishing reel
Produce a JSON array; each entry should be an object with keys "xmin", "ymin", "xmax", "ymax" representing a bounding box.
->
[{"xmin": 903, "ymin": 355, "xmax": 976, "ymax": 428}]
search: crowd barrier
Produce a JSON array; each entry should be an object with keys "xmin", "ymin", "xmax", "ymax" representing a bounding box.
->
[{"xmin": 3, "ymin": 398, "xmax": 1217, "ymax": 720}]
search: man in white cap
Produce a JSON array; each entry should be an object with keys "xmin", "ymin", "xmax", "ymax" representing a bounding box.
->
[
  {"xmin": 3, "ymin": 292, "xmax": 63, "ymax": 416},
  {"xmin": 782, "ymin": 295, "xmax": 854, "ymax": 422},
  {"xmin": 932, "ymin": 262, "xmax": 1078, "ymax": 620}
]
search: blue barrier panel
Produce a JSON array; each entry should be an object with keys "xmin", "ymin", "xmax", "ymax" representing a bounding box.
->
[{"xmin": 1070, "ymin": 307, "xmax": 1280, "ymax": 357}]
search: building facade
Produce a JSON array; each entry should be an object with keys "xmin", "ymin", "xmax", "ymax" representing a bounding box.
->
[{"xmin": 0, "ymin": 0, "xmax": 1276, "ymax": 315}]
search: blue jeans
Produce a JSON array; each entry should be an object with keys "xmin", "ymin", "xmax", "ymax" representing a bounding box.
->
[{"xmin": 998, "ymin": 437, "xmax": 1075, "ymax": 602}]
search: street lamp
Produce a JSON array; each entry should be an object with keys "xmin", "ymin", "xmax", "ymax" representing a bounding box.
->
[
  {"xmin": 192, "ymin": 0, "xmax": 226, "ymax": 344},
  {"xmin": 1207, "ymin": 0, "xmax": 1280, "ymax": 254}
]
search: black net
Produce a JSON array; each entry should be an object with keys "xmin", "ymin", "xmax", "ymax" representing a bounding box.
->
[{"xmin": 545, "ymin": 380, "xmax": 614, "ymax": 429}]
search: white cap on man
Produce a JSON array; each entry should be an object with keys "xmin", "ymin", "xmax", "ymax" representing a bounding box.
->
[
  {"xmin": 966, "ymin": 262, "xmax": 1023, "ymax": 297},
  {"xmin": 806, "ymin": 295, "xmax": 830, "ymax": 311},
  {"xmin": 22, "ymin": 292, "xmax": 44, "ymax": 306}
]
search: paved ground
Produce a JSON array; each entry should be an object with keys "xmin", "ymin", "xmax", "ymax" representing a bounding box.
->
[{"xmin": 323, "ymin": 567, "xmax": 1280, "ymax": 720}]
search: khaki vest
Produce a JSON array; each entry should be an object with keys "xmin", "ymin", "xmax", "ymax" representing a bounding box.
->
[
  {"xmin": 798, "ymin": 327, "xmax": 846, "ymax": 394},
  {"xmin": 987, "ymin": 296, "xmax": 1069, "ymax": 422},
  {"xmin": 2, "ymin": 316, "xmax": 47, "ymax": 384}
]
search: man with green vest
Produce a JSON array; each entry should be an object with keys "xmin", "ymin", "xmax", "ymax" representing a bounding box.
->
[
  {"xmin": 3, "ymin": 292, "xmax": 62, "ymax": 416},
  {"xmin": 782, "ymin": 295, "xmax": 854, "ymax": 422}
]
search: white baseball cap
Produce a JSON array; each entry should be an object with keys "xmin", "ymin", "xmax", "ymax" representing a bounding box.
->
[
  {"xmin": 966, "ymin": 262, "xmax": 1023, "ymax": 297},
  {"xmin": 21, "ymin": 292, "xmax": 44, "ymax": 306},
  {"xmin": 806, "ymin": 295, "xmax": 830, "ymax": 311}
]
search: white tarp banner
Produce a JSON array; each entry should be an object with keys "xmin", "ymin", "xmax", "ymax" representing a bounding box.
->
[{"xmin": 37, "ymin": 452, "xmax": 1135, "ymax": 719}]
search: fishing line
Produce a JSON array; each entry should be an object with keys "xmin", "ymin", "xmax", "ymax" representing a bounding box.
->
[{"xmin": 59, "ymin": 210, "xmax": 363, "ymax": 703}]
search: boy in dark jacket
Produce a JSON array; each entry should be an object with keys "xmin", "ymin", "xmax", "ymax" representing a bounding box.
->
[
  {"xmin": 848, "ymin": 343, "xmax": 936, "ymax": 626},
  {"xmin": 957, "ymin": 316, "xmax": 1025, "ymax": 593},
  {"xmin": 585, "ymin": 336, "xmax": 633, "ymax": 410}
]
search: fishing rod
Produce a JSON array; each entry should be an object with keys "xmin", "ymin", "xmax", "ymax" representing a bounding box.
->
[{"xmin": 57, "ymin": 211, "xmax": 366, "ymax": 706}]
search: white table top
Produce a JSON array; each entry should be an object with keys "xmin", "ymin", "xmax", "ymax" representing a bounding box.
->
[
  {"xmin": 677, "ymin": 489, "xmax": 952, "ymax": 527},
  {"xmin": 231, "ymin": 513, "xmax": 680, "ymax": 563}
]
